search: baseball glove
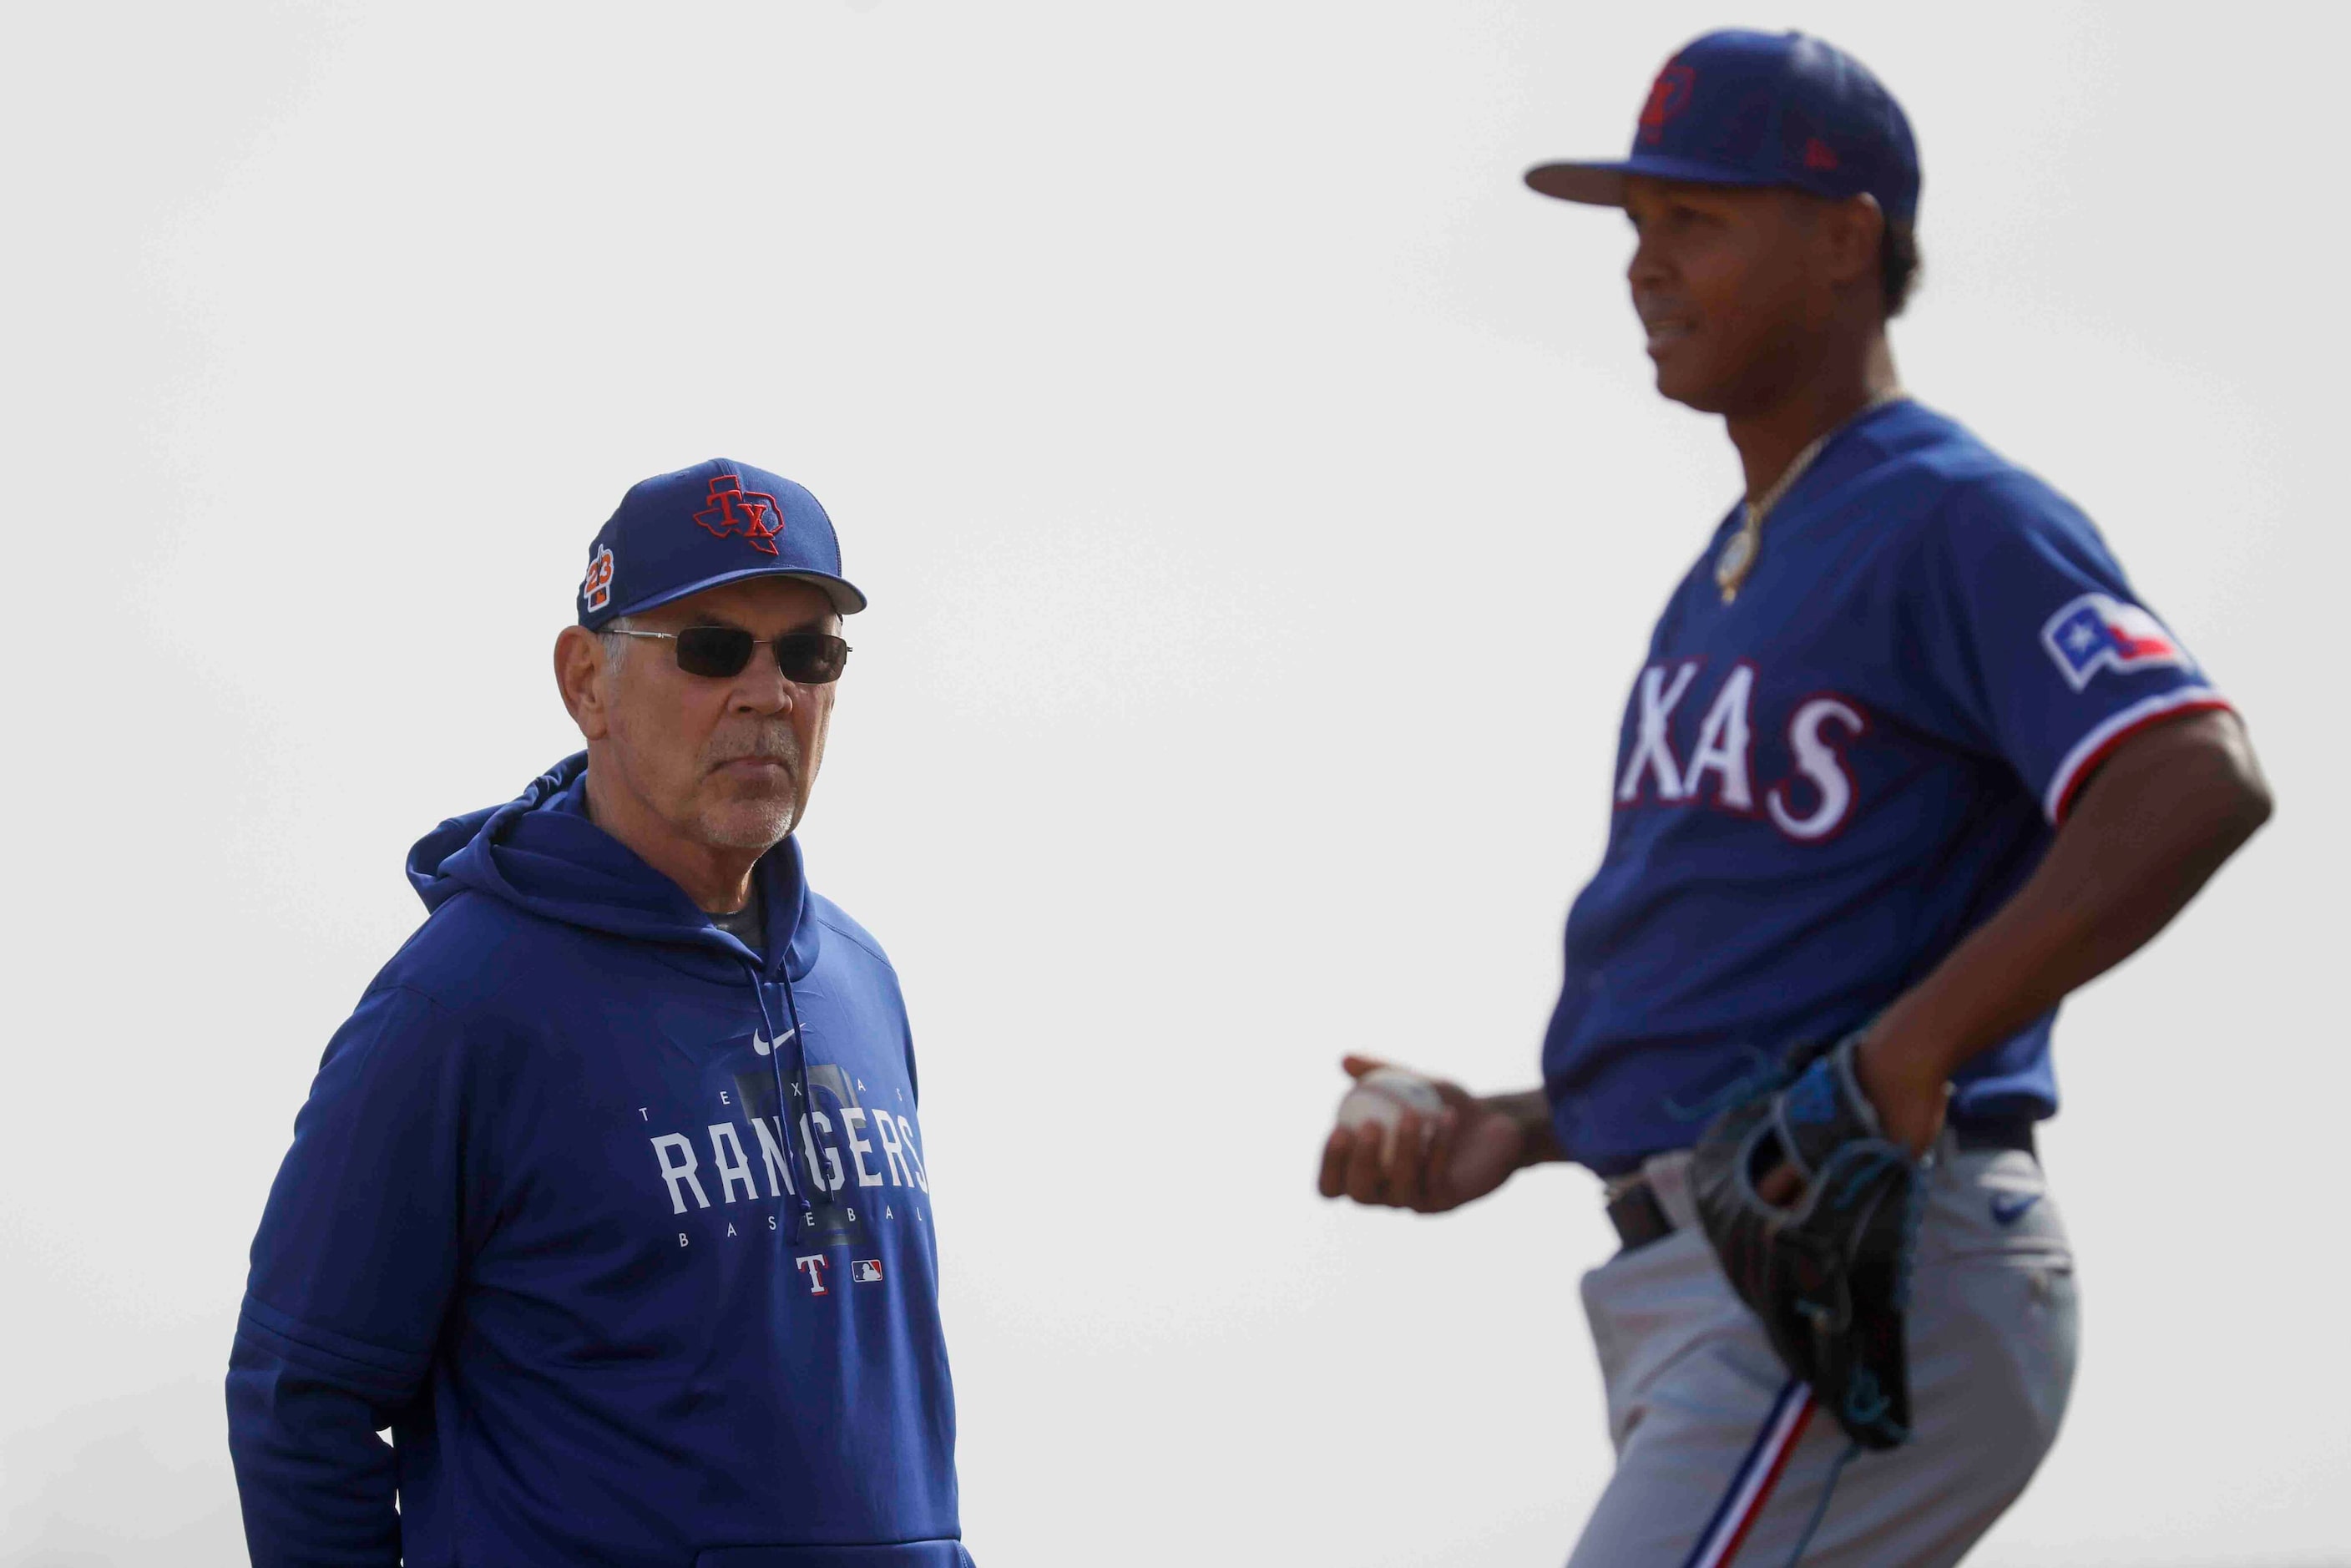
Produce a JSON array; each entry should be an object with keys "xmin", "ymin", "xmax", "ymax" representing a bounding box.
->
[{"xmin": 1688, "ymin": 1031, "xmax": 1925, "ymax": 1450}]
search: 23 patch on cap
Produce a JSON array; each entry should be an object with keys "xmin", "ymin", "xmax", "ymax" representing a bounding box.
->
[{"xmin": 581, "ymin": 544, "xmax": 615, "ymax": 614}]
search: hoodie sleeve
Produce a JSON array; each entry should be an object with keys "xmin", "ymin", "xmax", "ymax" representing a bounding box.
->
[{"xmin": 227, "ymin": 983, "xmax": 482, "ymax": 1566}]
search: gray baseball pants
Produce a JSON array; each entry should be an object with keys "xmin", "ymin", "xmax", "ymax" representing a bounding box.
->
[{"xmin": 1565, "ymin": 1141, "xmax": 2079, "ymax": 1567}]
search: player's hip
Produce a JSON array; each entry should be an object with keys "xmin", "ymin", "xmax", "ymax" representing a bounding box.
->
[
  {"xmin": 1586, "ymin": 1141, "xmax": 2071, "ymax": 1415},
  {"xmin": 1572, "ymin": 1143, "xmax": 2079, "ymax": 1565},
  {"xmin": 1580, "ymin": 1142, "xmax": 2078, "ymax": 1560}
]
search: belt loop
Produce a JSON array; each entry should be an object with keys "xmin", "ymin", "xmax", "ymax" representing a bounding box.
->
[{"xmin": 1642, "ymin": 1150, "xmax": 1701, "ymax": 1233}]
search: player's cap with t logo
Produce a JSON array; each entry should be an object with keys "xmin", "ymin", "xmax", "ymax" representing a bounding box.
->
[
  {"xmin": 575, "ymin": 458, "xmax": 868, "ymax": 629},
  {"xmin": 1525, "ymin": 29, "xmax": 1920, "ymax": 224}
]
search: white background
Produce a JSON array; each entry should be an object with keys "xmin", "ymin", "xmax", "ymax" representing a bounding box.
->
[{"xmin": 3, "ymin": 3, "xmax": 2343, "ymax": 1564}]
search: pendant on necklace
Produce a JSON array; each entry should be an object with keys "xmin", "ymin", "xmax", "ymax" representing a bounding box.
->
[{"xmin": 1715, "ymin": 515, "xmax": 1760, "ymax": 604}]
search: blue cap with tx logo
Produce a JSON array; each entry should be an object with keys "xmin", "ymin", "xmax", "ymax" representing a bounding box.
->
[
  {"xmin": 1525, "ymin": 29, "xmax": 1920, "ymax": 225},
  {"xmin": 575, "ymin": 458, "xmax": 868, "ymax": 630}
]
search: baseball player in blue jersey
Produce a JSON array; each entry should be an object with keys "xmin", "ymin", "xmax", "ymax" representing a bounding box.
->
[{"xmin": 1317, "ymin": 30, "xmax": 2272, "ymax": 1566}]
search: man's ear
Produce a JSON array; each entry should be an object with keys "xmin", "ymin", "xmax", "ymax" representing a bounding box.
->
[
  {"xmin": 554, "ymin": 625, "xmax": 614, "ymax": 741},
  {"xmin": 1824, "ymin": 193, "xmax": 1887, "ymax": 294}
]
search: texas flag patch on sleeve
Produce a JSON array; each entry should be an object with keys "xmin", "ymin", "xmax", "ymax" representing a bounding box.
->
[{"xmin": 2040, "ymin": 593, "xmax": 2189, "ymax": 691}]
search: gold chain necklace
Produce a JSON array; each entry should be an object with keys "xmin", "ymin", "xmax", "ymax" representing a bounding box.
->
[{"xmin": 1714, "ymin": 389, "xmax": 1904, "ymax": 604}]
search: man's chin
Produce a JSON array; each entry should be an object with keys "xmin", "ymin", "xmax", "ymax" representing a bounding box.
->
[
  {"xmin": 1654, "ymin": 363, "xmax": 1734, "ymax": 412},
  {"xmin": 695, "ymin": 799, "xmax": 798, "ymax": 852}
]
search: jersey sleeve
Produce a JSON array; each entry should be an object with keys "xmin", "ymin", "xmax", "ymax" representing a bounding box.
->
[
  {"xmin": 228, "ymin": 982, "xmax": 486, "ymax": 1565},
  {"xmin": 1904, "ymin": 475, "xmax": 2232, "ymax": 822}
]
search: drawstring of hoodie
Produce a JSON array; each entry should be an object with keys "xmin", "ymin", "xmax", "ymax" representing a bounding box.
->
[
  {"xmin": 747, "ymin": 961, "xmax": 821, "ymax": 1239},
  {"xmin": 776, "ymin": 964, "xmax": 817, "ymax": 1200}
]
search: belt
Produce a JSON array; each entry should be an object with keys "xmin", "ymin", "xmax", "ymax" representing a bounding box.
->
[
  {"xmin": 1605, "ymin": 1117, "xmax": 2038, "ymax": 1254},
  {"xmin": 1604, "ymin": 1181, "xmax": 1680, "ymax": 1253},
  {"xmin": 1950, "ymin": 1116, "xmax": 2037, "ymax": 1156}
]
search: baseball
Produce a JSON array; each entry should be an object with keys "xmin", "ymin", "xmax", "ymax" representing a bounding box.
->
[{"xmin": 1335, "ymin": 1067, "xmax": 1447, "ymax": 1156}]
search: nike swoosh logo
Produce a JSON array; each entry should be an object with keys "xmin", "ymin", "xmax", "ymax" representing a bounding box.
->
[
  {"xmin": 752, "ymin": 1027, "xmax": 799, "ymax": 1057},
  {"xmin": 1990, "ymin": 1191, "xmax": 2043, "ymax": 1227}
]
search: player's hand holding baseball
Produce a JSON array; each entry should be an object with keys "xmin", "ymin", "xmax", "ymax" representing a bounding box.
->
[{"xmin": 1317, "ymin": 1055, "xmax": 1561, "ymax": 1212}]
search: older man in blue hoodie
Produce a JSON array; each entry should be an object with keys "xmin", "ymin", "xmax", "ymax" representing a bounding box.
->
[{"xmin": 229, "ymin": 461, "xmax": 968, "ymax": 1567}]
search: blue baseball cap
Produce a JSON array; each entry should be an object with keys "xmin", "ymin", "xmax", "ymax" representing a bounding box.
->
[
  {"xmin": 575, "ymin": 458, "xmax": 867, "ymax": 629},
  {"xmin": 1526, "ymin": 30, "xmax": 1919, "ymax": 224}
]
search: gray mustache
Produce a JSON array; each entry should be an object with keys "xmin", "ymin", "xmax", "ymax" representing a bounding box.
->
[{"xmin": 704, "ymin": 731, "xmax": 801, "ymax": 770}]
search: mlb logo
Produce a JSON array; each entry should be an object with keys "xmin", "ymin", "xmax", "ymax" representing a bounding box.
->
[
  {"xmin": 2040, "ymin": 593, "xmax": 2187, "ymax": 691},
  {"xmin": 851, "ymin": 1260, "xmax": 884, "ymax": 1284},
  {"xmin": 581, "ymin": 545, "xmax": 615, "ymax": 613}
]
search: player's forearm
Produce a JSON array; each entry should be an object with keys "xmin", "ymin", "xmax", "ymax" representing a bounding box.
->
[
  {"xmin": 1863, "ymin": 711, "xmax": 2270, "ymax": 1139},
  {"xmin": 1484, "ymin": 1088, "xmax": 1568, "ymax": 1167},
  {"xmin": 227, "ymin": 1333, "xmax": 404, "ymax": 1565}
]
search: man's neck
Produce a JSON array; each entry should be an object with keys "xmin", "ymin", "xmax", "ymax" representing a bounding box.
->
[
  {"xmin": 582, "ymin": 763, "xmax": 761, "ymax": 914},
  {"xmin": 1724, "ymin": 333, "xmax": 1901, "ymax": 503}
]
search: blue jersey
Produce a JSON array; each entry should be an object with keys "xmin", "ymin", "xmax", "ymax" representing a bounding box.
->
[{"xmin": 1543, "ymin": 401, "xmax": 2232, "ymax": 1176}]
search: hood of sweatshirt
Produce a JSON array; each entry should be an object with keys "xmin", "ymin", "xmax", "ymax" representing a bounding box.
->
[{"xmin": 404, "ymin": 752, "xmax": 821, "ymax": 983}]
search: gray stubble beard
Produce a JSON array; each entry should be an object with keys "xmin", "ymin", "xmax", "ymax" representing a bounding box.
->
[{"xmin": 695, "ymin": 726, "xmax": 806, "ymax": 851}]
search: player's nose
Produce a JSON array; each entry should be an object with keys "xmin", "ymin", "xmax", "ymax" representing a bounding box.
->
[
  {"xmin": 726, "ymin": 657, "xmax": 797, "ymax": 716},
  {"xmin": 1628, "ymin": 240, "xmax": 1671, "ymax": 293}
]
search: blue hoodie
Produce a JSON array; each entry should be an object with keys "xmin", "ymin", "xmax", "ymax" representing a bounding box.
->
[{"xmin": 227, "ymin": 756, "xmax": 968, "ymax": 1567}]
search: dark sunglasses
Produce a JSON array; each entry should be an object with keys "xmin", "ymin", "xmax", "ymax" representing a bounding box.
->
[{"xmin": 608, "ymin": 627, "xmax": 852, "ymax": 683}]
